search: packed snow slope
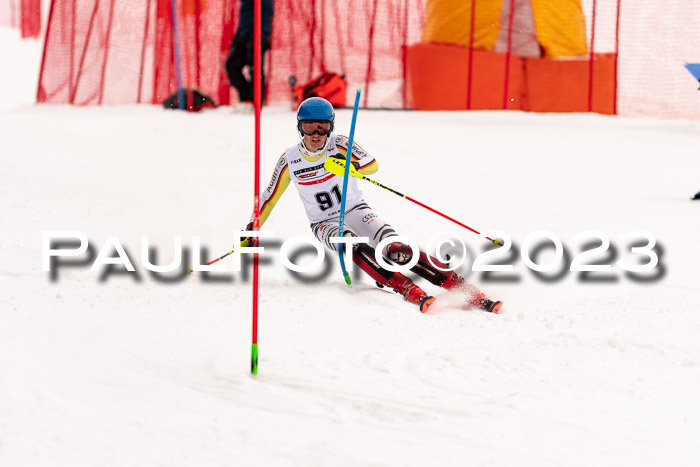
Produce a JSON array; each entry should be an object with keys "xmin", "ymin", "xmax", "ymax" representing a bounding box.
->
[{"xmin": 2, "ymin": 28, "xmax": 700, "ymax": 467}]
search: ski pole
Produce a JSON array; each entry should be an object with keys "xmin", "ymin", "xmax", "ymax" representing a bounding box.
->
[
  {"xmin": 337, "ymin": 88, "xmax": 362, "ymax": 287},
  {"xmin": 188, "ymin": 236, "xmax": 256, "ymax": 273},
  {"xmin": 188, "ymin": 248, "xmax": 235, "ymax": 273},
  {"xmin": 324, "ymin": 158, "xmax": 503, "ymax": 247}
]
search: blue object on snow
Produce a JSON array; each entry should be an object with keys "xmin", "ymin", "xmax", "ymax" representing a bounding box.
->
[{"xmin": 685, "ymin": 64, "xmax": 700, "ymax": 88}]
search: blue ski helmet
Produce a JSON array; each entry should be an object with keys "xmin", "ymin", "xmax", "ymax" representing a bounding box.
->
[{"xmin": 297, "ymin": 97, "xmax": 335, "ymax": 136}]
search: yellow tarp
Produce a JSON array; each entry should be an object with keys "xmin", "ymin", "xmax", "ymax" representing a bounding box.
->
[
  {"xmin": 421, "ymin": 0, "xmax": 588, "ymax": 58},
  {"xmin": 422, "ymin": 0, "xmax": 502, "ymax": 50},
  {"xmin": 531, "ymin": 0, "xmax": 588, "ymax": 57}
]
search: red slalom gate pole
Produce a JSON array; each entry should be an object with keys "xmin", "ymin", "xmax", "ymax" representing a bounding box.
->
[{"xmin": 251, "ymin": 0, "xmax": 262, "ymax": 376}]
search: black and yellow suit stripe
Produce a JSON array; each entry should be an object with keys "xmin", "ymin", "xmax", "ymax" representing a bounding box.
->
[{"xmin": 257, "ymin": 164, "xmax": 291, "ymax": 227}]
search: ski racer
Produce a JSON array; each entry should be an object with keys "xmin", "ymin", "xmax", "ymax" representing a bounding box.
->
[{"xmin": 237, "ymin": 97, "xmax": 502, "ymax": 314}]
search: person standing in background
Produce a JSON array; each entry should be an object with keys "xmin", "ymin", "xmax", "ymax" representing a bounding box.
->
[{"xmin": 225, "ymin": 0, "xmax": 274, "ymax": 113}]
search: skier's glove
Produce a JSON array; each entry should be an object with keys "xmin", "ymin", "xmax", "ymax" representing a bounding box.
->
[
  {"xmin": 236, "ymin": 222, "xmax": 254, "ymax": 248},
  {"xmin": 330, "ymin": 154, "xmax": 360, "ymax": 171}
]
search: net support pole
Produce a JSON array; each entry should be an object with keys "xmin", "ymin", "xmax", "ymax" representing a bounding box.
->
[
  {"xmin": 502, "ymin": 0, "xmax": 515, "ymax": 110},
  {"xmin": 98, "ymin": 0, "xmax": 117, "ymax": 105},
  {"xmin": 613, "ymin": 0, "xmax": 621, "ymax": 115},
  {"xmin": 170, "ymin": 0, "xmax": 185, "ymax": 109},
  {"xmin": 363, "ymin": 0, "xmax": 379, "ymax": 108},
  {"xmin": 137, "ymin": 0, "xmax": 152, "ymax": 103},
  {"xmin": 36, "ymin": 0, "xmax": 57, "ymax": 103},
  {"xmin": 466, "ymin": 0, "xmax": 476, "ymax": 109},
  {"xmin": 588, "ymin": 0, "xmax": 598, "ymax": 112}
]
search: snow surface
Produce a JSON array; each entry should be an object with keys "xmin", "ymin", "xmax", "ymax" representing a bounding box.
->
[{"xmin": 2, "ymin": 28, "xmax": 700, "ymax": 467}]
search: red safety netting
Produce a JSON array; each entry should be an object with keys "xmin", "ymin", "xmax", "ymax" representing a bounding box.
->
[
  {"xmin": 37, "ymin": 0, "xmax": 700, "ymax": 119},
  {"xmin": 617, "ymin": 1, "xmax": 700, "ymax": 119},
  {"xmin": 36, "ymin": 0, "xmax": 425, "ymax": 107},
  {"xmin": 0, "ymin": 0, "xmax": 21, "ymax": 29},
  {"xmin": 1, "ymin": 0, "xmax": 41, "ymax": 37}
]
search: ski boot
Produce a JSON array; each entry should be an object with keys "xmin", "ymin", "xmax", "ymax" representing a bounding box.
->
[
  {"xmin": 353, "ymin": 242, "xmax": 434, "ymax": 312},
  {"xmin": 477, "ymin": 298, "xmax": 503, "ymax": 314},
  {"xmin": 384, "ymin": 244, "xmax": 503, "ymax": 314},
  {"xmin": 386, "ymin": 272, "xmax": 436, "ymax": 313},
  {"xmin": 441, "ymin": 271, "xmax": 503, "ymax": 313}
]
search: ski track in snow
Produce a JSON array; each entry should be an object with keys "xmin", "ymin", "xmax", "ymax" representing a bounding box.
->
[{"xmin": 2, "ymin": 27, "xmax": 700, "ymax": 467}]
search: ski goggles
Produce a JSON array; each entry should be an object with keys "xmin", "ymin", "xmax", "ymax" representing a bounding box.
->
[{"xmin": 299, "ymin": 121, "xmax": 331, "ymax": 136}]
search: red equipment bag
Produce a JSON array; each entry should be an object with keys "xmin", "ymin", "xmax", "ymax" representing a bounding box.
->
[{"xmin": 291, "ymin": 72, "xmax": 347, "ymax": 110}]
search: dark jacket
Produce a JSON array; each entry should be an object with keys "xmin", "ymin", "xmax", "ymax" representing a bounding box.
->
[{"xmin": 235, "ymin": 0, "xmax": 274, "ymax": 38}]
